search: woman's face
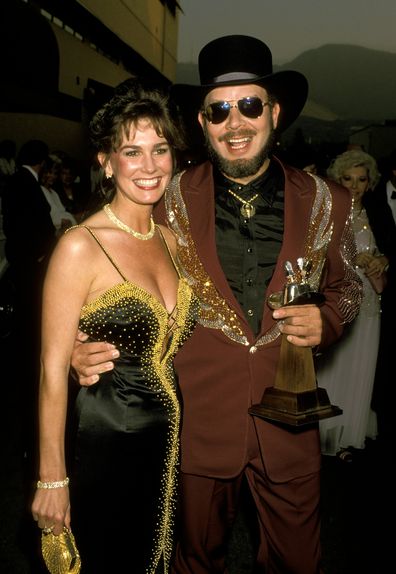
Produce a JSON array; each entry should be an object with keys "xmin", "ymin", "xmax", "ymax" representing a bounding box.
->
[
  {"xmin": 41, "ymin": 166, "xmax": 59, "ymax": 188},
  {"xmin": 103, "ymin": 119, "xmax": 173, "ymax": 207},
  {"xmin": 340, "ymin": 165, "xmax": 369, "ymax": 204}
]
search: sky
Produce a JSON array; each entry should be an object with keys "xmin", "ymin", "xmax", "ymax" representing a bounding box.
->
[{"xmin": 177, "ymin": 0, "xmax": 396, "ymax": 65}]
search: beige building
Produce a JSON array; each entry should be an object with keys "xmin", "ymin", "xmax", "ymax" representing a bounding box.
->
[
  {"xmin": 0, "ymin": 0, "xmax": 181, "ymax": 159},
  {"xmin": 0, "ymin": 0, "xmax": 181, "ymax": 266}
]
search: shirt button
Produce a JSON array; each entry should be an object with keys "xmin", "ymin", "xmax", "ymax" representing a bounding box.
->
[
  {"xmin": 246, "ymin": 278, "xmax": 252, "ymax": 286},
  {"xmin": 247, "ymin": 309, "xmax": 254, "ymax": 316},
  {"xmin": 249, "ymin": 345, "xmax": 257, "ymax": 354},
  {"xmin": 247, "ymin": 247, "xmax": 253, "ymax": 253}
]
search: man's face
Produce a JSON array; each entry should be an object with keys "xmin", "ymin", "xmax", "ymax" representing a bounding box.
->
[{"xmin": 198, "ymin": 84, "xmax": 280, "ymax": 183}]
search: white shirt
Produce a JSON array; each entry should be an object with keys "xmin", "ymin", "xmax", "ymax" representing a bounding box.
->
[{"xmin": 41, "ymin": 185, "xmax": 76, "ymax": 233}]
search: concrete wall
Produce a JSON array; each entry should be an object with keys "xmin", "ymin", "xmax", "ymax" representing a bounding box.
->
[
  {"xmin": 53, "ymin": 24, "xmax": 131, "ymax": 101},
  {"xmin": 0, "ymin": 1, "xmax": 180, "ymax": 159},
  {"xmin": 0, "ymin": 0, "xmax": 180, "ymax": 265}
]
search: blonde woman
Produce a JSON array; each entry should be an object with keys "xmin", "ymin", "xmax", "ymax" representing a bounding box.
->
[{"xmin": 318, "ymin": 149, "xmax": 392, "ymax": 460}]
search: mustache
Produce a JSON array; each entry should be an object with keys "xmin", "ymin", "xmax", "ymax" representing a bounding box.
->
[{"xmin": 218, "ymin": 129, "xmax": 257, "ymax": 143}]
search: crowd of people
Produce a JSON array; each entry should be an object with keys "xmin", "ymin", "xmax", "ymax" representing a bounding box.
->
[
  {"xmin": 0, "ymin": 32, "xmax": 395, "ymax": 574},
  {"xmin": 0, "ymin": 140, "xmax": 92, "ymax": 571}
]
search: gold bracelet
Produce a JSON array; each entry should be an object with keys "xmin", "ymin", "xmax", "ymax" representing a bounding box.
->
[{"xmin": 37, "ymin": 477, "xmax": 70, "ymax": 489}]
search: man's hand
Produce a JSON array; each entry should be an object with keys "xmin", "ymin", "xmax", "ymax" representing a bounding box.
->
[
  {"xmin": 272, "ymin": 304, "xmax": 322, "ymax": 347},
  {"xmin": 71, "ymin": 331, "xmax": 119, "ymax": 387}
]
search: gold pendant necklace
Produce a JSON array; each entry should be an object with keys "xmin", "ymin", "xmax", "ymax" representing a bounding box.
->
[
  {"xmin": 103, "ymin": 203, "xmax": 156, "ymax": 240},
  {"xmin": 227, "ymin": 188, "xmax": 259, "ymax": 218}
]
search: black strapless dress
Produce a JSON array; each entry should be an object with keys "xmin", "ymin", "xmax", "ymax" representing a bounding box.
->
[{"xmin": 67, "ymin": 227, "xmax": 198, "ymax": 574}]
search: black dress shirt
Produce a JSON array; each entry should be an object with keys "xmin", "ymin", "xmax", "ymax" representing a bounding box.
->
[{"xmin": 214, "ymin": 159, "xmax": 285, "ymax": 335}]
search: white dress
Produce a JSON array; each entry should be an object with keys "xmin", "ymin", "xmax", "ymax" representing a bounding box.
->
[{"xmin": 317, "ymin": 206, "xmax": 380, "ymax": 455}]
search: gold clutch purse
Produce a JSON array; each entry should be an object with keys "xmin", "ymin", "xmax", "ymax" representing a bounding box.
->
[{"xmin": 41, "ymin": 527, "xmax": 81, "ymax": 574}]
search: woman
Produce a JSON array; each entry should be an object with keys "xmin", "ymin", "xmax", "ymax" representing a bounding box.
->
[
  {"xmin": 31, "ymin": 80, "xmax": 199, "ymax": 573},
  {"xmin": 40, "ymin": 155, "xmax": 77, "ymax": 236},
  {"xmin": 53, "ymin": 156, "xmax": 89, "ymax": 222},
  {"xmin": 317, "ymin": 149, "xmax": 390, "ymax": 461}
]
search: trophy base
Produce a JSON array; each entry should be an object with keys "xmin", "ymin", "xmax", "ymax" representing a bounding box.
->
[{"xmin": 249, "ymin": 387, "xmax": 342, "ymax": 427}]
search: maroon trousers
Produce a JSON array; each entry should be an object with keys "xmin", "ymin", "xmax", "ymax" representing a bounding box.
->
[{"xmin": 171, "ymin": 423, "xmax": 321, "ymax": 574}]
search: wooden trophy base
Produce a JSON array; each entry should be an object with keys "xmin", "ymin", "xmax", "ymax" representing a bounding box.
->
[
  {"xmin": 249, "ymin": 333, "xmax": 342, "ymax": 427},
  {"xmin": 249, "ymin": 387, "xmax": 342, "ymax": 426}
]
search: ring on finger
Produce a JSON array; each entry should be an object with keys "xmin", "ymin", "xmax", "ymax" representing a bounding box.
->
[{"xmin": 43, "ymin": 526, "xmax": 54, "ymax": 534}]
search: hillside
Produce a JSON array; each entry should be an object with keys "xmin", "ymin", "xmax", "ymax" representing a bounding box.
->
[
  {"xmin": 283, "ymin": 44, "xmax": 396, "ymax": 121},
  {"xmin": 177, "ymin": 44, "xmax": 396, "ymax": 123}
]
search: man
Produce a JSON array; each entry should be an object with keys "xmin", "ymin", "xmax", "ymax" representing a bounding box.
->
[
  {"xmin": 382, "ymin": 148, "xmax": 396, "ymax": 224},
  {"xmin": 2, "ymin": 138, "xmax": 56, "ymax": 413},
  {"xmin": 369, "ymin": 149, "xmax": 396, "ymax": 456},
  {"xmin": 1, "ymin": 139, "xmax": 55, "ymax": 569},
  {"xmin": 2, "ymin": 138, "xmax": 56, "ymax": 456},
  {"xmin": 3, "ymin": 139, "xmax": 55, "ymax": 273},
  {"xmin": 71, "ymin": 36, "xmax": 361, "ymax": 573}
]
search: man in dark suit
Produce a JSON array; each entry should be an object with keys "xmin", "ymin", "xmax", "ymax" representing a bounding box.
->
[
  {"xmin": 2, "ymin": 138, "xmax": 56, "ymax": 467},
  {"xmin": 3, "ymin": 139, "xmax": 55, "ymax": 272},
  {"xmin": 381, "ymin": 148, "xmax": 396, "ymax": 225},
  {"xmin": 1, "ymin": 139, "xmax": 56, "ymax": 571},
  {"xmin": 71, "ymin": 36, "xmax": 362, "ymax": 573},
  {"xmin": 370, "ymin": 149, "xmax": 396, "ymax": 457}
]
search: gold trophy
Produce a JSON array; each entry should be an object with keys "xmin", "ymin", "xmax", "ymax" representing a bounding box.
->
[{"xmin": 249, "ymin": 258, "xmax": 342, "ymax": 426}]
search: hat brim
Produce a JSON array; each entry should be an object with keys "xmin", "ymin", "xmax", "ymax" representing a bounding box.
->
[{"xmin": 171, "ymin": 69, "xmax": 308, "ymax": 133}]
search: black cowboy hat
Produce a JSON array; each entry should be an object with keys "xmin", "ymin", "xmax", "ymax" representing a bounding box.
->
[{"xmin": 172, "ymin": 35, "xmax": 308, "ymax": 132}]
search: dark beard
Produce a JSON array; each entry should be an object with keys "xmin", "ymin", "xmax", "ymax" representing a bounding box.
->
[{"xmin": 203, "ymin": 125, "xmax": 277, "ymax": 180}]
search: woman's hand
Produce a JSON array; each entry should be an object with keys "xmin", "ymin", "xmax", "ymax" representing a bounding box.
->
[
  {"xmin": 364, "ymin": 255, "xmax": 389, "ymax": 278},
  {"xmin": 355, "ymin": 252, "xmax": 373, "ymax": 269},
  {"xmin": 32, "ymin": 487, "xmax": 71, "ymax": 536}
]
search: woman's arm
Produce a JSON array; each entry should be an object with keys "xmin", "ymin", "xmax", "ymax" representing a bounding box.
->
[{"xmin": 31, "ymin": 229, "xmax": 94, "ymax": 534}]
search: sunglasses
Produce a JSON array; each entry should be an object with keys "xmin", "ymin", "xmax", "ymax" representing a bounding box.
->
[{"xmin": 202, "ymin": 96, "xmax": 270, "ymax": 124}]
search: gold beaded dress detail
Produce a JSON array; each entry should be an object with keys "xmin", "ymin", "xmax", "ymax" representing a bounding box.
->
[{"xmin": 68, "ymin": 226, "xmax": 198, "ymax": 574}]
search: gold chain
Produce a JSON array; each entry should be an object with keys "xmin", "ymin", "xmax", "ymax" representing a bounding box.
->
[
  {"xmin": 103, "ymin": 203, "xmax": 156, "ymax": 240},
  {"xmin": 227, "ymin": 188, "xmax": 259, "ymax": 218}
]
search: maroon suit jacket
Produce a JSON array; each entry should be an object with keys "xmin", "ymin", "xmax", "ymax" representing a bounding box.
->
[{"xmin": 156, "ymin": 158, "xmax": 361, "ymax": 482}]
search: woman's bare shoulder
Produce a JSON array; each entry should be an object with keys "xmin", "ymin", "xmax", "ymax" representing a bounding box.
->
[{"xmin": 51, "ymin": 217, "xmax": 108, "ymax": 268}]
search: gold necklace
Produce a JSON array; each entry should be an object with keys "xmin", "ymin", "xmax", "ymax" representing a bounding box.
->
[
  {"xmin": 227, "ymin": 188, "xmax": 259, "ymax": 218},
  {"xmin": 103, "ymin": 203, "xmax": 156, "ymax": 240}
]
